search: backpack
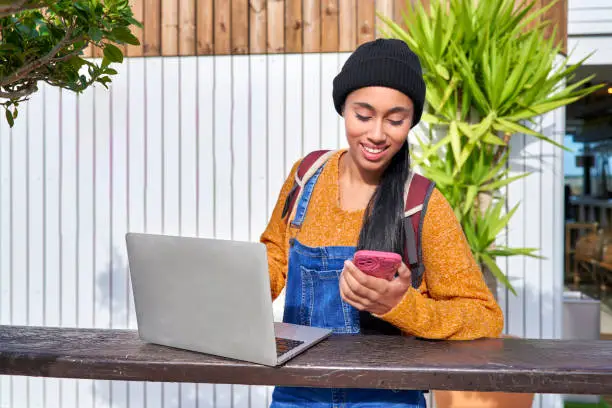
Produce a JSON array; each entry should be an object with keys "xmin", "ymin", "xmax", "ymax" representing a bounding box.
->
[{"xmin": 281, "ymin": 149, "xmax": 436, "ymax": 290}]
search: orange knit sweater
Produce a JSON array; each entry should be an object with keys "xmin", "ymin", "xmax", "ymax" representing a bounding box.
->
[{"xmin": 260, "ymin": 149, "xmax": 504, "ymax": 340}]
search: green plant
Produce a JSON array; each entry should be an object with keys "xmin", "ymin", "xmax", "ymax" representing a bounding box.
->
[
  {"xmin": 378, "ymin": 0, "xmax": 602, "ymax": 295},
  {"xmin": 0, "ymin": 0, "xmax": 142, "ymax": 127}
]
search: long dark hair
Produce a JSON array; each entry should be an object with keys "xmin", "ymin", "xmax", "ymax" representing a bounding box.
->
[
  {"xmin": 356, "ymin": 140, "xmax": 410, "ymax": 336},
  {"xmin": 356, "ymin": 140, "xmax": 410, "ymax": 255}
]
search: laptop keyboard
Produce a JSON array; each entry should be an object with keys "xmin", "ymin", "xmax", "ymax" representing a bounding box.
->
[{"xmin": 275, "ymin": 337, "xmax": 304, "ymax": 357}]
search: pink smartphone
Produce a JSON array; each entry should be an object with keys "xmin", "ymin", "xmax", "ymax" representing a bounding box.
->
[{"xmin": 353, "ymin": 250, "xmax": 402, "ymax": 281}]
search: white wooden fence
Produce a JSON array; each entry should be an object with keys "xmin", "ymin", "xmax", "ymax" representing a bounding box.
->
[{"xmin": 0, "ymin": 53, "xmax": 565, "ymax": 408}]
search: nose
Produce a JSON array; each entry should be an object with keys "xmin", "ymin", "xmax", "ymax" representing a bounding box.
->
[{"xmin": 367, "ymin": 119, "xmax": 386, "ymax": 144}]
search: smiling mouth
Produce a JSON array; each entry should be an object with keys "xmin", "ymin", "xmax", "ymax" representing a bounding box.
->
[{"xmin": 361, "ymin": 144, "xmax": 389, "ymax": 154}]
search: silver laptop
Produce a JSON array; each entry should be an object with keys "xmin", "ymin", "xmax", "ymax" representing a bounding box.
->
[{"xmin": 125, "ymin": 232, "xmax": 331, "ymax": 366}]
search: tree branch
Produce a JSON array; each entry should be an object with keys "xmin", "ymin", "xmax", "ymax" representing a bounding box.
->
[{"xmin": 0, "ymin": 26, "xmax": 75, "ymax": 88}]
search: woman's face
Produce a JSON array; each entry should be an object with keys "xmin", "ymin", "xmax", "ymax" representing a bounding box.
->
[{"xmin": 343, "ymin": 86, "xmax": 414, "ymax": 176}]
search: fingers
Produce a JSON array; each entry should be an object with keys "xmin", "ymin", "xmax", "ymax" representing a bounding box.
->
[
  {"xmin": 339, "ymin": 274, "xmax": 368, "ymax": 311},
  {"xmin": 340, "ymin": 260, "xmax": 390, "ymax": 312},
  {"xmin": 344, "ymin": 260, "xmax": 388, "ymax": 292},
  {"xmin": 395, "ymin": 262, "xmax": 412, "ymax": 284}
]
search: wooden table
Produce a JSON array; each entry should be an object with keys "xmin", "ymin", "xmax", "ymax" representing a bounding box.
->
[{"xmin": 1, "ymin": 325, "xmax": 612, "ymax": 395}]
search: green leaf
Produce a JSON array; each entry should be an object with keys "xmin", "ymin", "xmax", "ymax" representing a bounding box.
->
[
  {"xmin": 5, "ymin": 109, "xmax": 14, "ymax": 128},
  {"xmin": 481, "ymin": 253, "xmax": 517, "ymax": 296},
  {"xmin": 111, "ymin": 26, "xmax": 140, "ymax": 45},
  {"xmin": 88, "ymin": 27, "xmax": 103, "ymax": 42},
  {"xmin": 103, "ymin": 43, "xmax": 124, "ymax": 63},
  {"xmin": 483, "ymin": 172, "xmax": 531, "ymax": 191},
  {"xmin": 449, "ymin": 121, "xmax": 461, "ymax": 165},
  {"xmin": 463, "ymin": 185, "xmax": 479, "ymax": 215},
  {"xmin": 494, "ymin": 118, "xmax": 569, "ymax": 150}
]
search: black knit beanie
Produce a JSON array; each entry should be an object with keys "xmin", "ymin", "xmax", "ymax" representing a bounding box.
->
[{"xmin": 332, "ymin": 38, "xmax": 426, "ymax": 128}]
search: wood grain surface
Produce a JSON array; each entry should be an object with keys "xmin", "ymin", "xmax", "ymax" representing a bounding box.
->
[{"xmin": 1, "ymin": 325, "xmax": 611, "ymax": 394}]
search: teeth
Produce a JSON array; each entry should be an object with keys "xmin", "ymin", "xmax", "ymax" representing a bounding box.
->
[{"xmin": 363, "ymin": 145, "xmax": 385, "ymax": 154}]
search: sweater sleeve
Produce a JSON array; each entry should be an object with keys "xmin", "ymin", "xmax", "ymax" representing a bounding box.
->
[
  {"xmin": 376, "ymin": 188, "xmax": 505, "ymax": 340},
  {"xmin": 260, "ymin": 159, "xmax": 302, "ymax": 301}
]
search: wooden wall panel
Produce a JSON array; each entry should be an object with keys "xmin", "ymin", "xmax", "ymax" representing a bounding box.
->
[
  {"xmin": 79, "ymin": 0, "xmax": 567, "ymax": 56},
  {"xmin": 179, "ymin": 0, "xmax": 196, "ymax": 55},
  {"xmin": 161, "ymin": 0, "xmax": 179, "ymax": 55},
  {"xmin": 357, "ymin": 0, "xmax": 376, "ymax": 45},
  {"xmin": 197, "ymin": 0, "xmax": 214, "ymax": 54},
  {"xmin": 304, "ymin": 0, "xmax": 322, "ymax": 52},
  {"xmin": 232, "ymin": 0, "xmax": 249, "ymax": 53},
  {"xmin": 215, "ymin": 0, "xmax": 231, "ymax": 54},
  {"xmin": 250, "ymin": 0, "xmax": 268, "ymax": 53},
  {"xmin": 321, "ymin": 0, "xmax": 339, "ymax": 52},
  {"xmin": 286, "ymin": 0, "xmax": 302, "ymax": 53},
  {"xmin": 268, "ymin": 0, "xmax": 285, "ymax": 52},
  {"xmin": 126, "ymin": 0, "xmax": 144, "ymax": 56},
  {"xmin": 339, "ymin": 0, "xmax": 357, "ymax": 51}
]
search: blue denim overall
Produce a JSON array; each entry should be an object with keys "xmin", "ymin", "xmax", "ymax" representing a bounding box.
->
[{"xmin": 270, "ymin": 165, "xmax": 426, "ymax": 408}]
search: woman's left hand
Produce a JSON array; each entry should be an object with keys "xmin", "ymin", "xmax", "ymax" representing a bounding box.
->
[{"xmin": 339, "ymin": 259, "xmax": 413, "ymax": 315}]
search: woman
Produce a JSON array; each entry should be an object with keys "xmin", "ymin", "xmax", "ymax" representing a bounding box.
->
[{"xmin": 261, "ymin": 38, "xmax": 504, "ymax": 407}]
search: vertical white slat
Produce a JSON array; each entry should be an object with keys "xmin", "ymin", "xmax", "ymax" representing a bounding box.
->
[
  {"xmin": 179, "ymin": 56, "xmax": 199, "ymax": 408},
  {"xmin": 524, "ymin": 130, "xmax": 542, "ymax": 340},
  {"xmin": 268, "ymin": 54, "xmax": 287, "ymax": 323},
  {"xmin": 302, "ymin": 53, "xmax": 322, "ymax": 152},
  {"xmin": 232, "ymin": 55, "xmax": 252, "ymax": 407},
  {"xmin": 93, "ymin": 82, "xmax": 112, "ymax": 331},
  {"xmin": 249, "ymin": 55, "xmax": 268, "ymax": 245},
  {"xmin": 266, "ymin": 55, "xmax": 286, "ymax": 218},
  {"xmin": 337, "ymin": 53, "xmax": 351, "ymax": 149},
  {"xmin": 180, "ymin": 56, "xmax": 198, "ymax": 239},
  {"xmin": 196, "ymin": 55, "xmax": 217, "ymax": 406},
  {"xmin": 127, "ymin": 57, "xmax": 146, "ymax": 331},
  {"xmin": 77, "ymin": 86, "xmax": 95, "ymax": 330},
  {"xmin": 285, "ymin": 54, "xmax": 303, "ymax": 168},
  {"xmin": 0, "ymin": 86, "xmax": 12, "ymax": 408},
  {"xmin": 11, "ymin": 89, "xmax": 29, "ymax": 408},
  {"xmin": 144, "ymin": 57, "xmax": 164, "ymax": 408},
  {"xmin": 94, "ymin": 80, "xmax": 112, "ymax": 408},
  {"xmin": 110, "ymin": 61, "xmax": 129, "ymax": 408},
  {"xmin": 44, "ymin": 85, "xmax": 62, "ymax": 408},
  {"xmin": 77, "ymin": 82, "xmax": 96, "ymax": 408},
  {"xmin": 506, "ymin": 133, "xmax": 526, "ymax": 338},
  {"xmin": 44, "ymin": 85, "xmax": 62, "ymax": 328},
  {"xmin": 320, "ymin": 53, "xmax": 339, "ymax": 150},
  {"xmin": 60, "ymin": 87, "xmax": 79, "ymax": 408},
  {"xmin": 233, "ymin": 55, "xmax": 251, "ymax": 243},
  {"xmin": 214, "ymin": 55, "xmax": 233, "ymax": 241},
  {"xmin": 214, "ymin": 54, "xmax": 234, "ymax": 407},
  {"xmin": 553, "ymin": 104, "xmax": 566, "ymax": 342},
  {"xmin": 110, "ymin": 61, "xmax": 129, "ymax": 330},
  {"xmin": 162, "ymin": 56, "xmax": 182, "ymax": 408},
  {"xmin": 197, "ymin": 56, "xmax": 216, "ymax": 240},
  {"xmin": 28, "ymin": 86, "xmax": 45, "ymax": 330}
]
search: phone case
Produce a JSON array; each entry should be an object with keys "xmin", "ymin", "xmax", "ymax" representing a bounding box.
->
[{"xmin": 353, "ymin": 250, "xmax": 402, "ymax": 280}]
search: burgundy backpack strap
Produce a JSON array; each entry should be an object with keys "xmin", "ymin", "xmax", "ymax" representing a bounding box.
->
[
  {"xmin": 403, "ymin": 172, "xmax": 436, "ymax": 289},
  {"xmin": 281, "ymin": 149, "xmax": 333, "ymax": 223}
]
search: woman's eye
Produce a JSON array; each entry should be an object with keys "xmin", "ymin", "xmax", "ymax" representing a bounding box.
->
[
  {"xmin": 388, "ymin": 119, "xmax": 404, "ymax": 126},
  {"xmin": 355, "ymin": 113, "xmax": 371, "ymax": 122}
]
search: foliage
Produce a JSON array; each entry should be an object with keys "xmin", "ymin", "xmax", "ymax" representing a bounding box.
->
[
  {"xmin": 0, "ymin": 0, "xmax": 142, "ymax": 127},
  {"xmin": 378, "ymin": 0, "xmax": 603, "ymax": 295}
]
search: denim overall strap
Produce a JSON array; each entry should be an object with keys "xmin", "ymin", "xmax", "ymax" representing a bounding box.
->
[{"xmin": 290, "ymin": 164, "xmax": 325, "ymax": 228}]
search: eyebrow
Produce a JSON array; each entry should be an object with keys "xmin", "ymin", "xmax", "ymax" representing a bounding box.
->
[{"xmin": 353, "ymin": 102, "xmax": 411, "ymax": 115}]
